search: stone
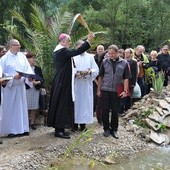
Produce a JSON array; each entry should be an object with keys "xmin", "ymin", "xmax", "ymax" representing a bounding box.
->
[
  {"xmin": 124, "ymin": 110, "xmax": 139, "ymax": 119},
  {"xmin": 145, "ymin": 118, "xmax": 160, "ymax": 131},
  {"xmin": 104, "ymin": 157, "xmax": 116, "ymax": 164},
  {"xmin": 126, "ymin": 124, "xmax": 139, "ymax": 132},
  {"xmin": 150, "ymin": 131, "xmax": 167, "ymax": 145},
  {"xmin": 159, "ymin": 100, "xmax": 170, "ymax": 112},
  {"xmin": 151, "ymin": 98, "xmax": 159, "ymax": 106},
  {"xmin": 135, "ymin": 128, "xmax": 150, "ymax": 141},
  {"xmin": 165, "ymin": 97, "xmax": 170, "ymax": 104},
  {"xmin": 162, "ymin": 116, "xmax": 170, "ymax": 128},
  {"xmin": 148, "ymin": 111, "xmax": 162, "ymax": 123},
  {"xmin": 155, "ymin": 106, "xmax": 164, "ymax": 116}
]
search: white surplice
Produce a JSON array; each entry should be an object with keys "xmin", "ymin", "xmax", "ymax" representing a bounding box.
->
[
  {"xmin": 0, "ymin": 66, "xmax": 2, "ymax": 132},
  {"xmin": 0, "ymin": 51, "xmax": 34, "ymax": 135},
  {"xmin": 73, "ymin": 52, "xmax": 99, "ymax": 124}
]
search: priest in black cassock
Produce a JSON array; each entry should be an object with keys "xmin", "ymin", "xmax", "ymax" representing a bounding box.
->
[{"xmin": 47, "ymin": 32, "xmax": 94, "ymax": 139}]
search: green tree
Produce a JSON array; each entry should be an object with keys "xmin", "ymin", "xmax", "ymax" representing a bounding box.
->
[
  {"xmin": 5, "ymin": 3, "xmax": 73, "ymax": 88},
  {"xmin": 67, "ymin": 0, "xmax": 170, "ymax": 50}
]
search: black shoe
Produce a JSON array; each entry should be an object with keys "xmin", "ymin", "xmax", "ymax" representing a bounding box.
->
[
  {"xmin": 8, "ymin": 134, "xmax": 18, "ymax": 137},
  {"xmin": 71, "ymin": 124, "xmax": 78, "ymax": 132},
  {"xmin": 103, "ymin": 130, "xmax": 110, "ymax": 137},
  {"xmin": 31, "ymin": 124, "xmax": 36, "ymax": 130},
  {"xmin": 80, "ymin": 124, "xmax": 87, "ymax": 132},
  {"xmin": 19, "ymin": 132, "xmax": 30, "ymax": 137},
  {"xmin": 55, "ymin": 132, "xmax": 71, "ymax": 139},
  {"xmin": 80, "ymin": 127, "xmax": 87, "ymax": 132},
  {"xmin": 111, "ymin": 131, "xmax": 119, "ymax": 139}
]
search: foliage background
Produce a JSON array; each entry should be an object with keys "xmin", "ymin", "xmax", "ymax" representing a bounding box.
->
[{"xmin": 0, "ymin": 0, "xmax": 170, "ymax": 87}]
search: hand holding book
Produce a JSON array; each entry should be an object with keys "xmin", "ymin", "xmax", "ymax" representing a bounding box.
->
[
  {"xmin": 116, "ymin": 83, "xmax": 130, "ymax": 98},
  {"xmin": 15, "ymin": 70, "xmax": 35, "ymax": 78}
]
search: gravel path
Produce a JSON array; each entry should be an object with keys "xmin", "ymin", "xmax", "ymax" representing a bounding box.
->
[{"xmin": 0, "ymin": 118, "xmax": 155, "ymax": 170}]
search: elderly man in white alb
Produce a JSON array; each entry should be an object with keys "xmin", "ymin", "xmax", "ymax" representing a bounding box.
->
[
  {"xmin": 0, "ymin": 39, "xmax": 34, "ymax": 137},
  {"xmin": 72, "ymin": 40, "xmax": 99, "ymax": 131}
]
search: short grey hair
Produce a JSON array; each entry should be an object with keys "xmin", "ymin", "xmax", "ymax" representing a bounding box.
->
[
  {"xmin": 9, "ymin": 39, "xmax": 20, "ymax": 46},
  {"xmin": 108, "ymin": 44, "xmax": 118, "ymax": 52},
  {"xmin": 76, "ymin": 40, "xmax": 84, "ymax": 47}
]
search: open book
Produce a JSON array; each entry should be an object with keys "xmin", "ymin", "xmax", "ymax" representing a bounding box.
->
[
  {"xmin": 15, "ymin": 70, "xmax": 35, "ymax": 78},
  {"xmin": 1, "ymin": 76, "xmax": 13, "ymax": 81},
  {"xmin": 15, "ymin": 70, "xmax": 42, "ymax": 81}
]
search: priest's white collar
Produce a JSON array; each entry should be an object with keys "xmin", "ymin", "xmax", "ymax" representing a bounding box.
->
[
  {"xmin": 53, "ymin": 44, "xmax": 65, "ymax": 52},
  {"xmin": 8, "ymin": 50, "xmax": 18, "ymax": 55}
]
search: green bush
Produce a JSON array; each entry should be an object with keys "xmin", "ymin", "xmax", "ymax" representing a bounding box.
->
[{"xmin": 152, "ymin": 71, "xmax": 164, "ymax": 93}]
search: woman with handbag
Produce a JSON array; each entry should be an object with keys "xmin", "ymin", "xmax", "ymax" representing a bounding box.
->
[{"xmin": 25, "ymin": 52, "xmax": 44, "ymax": 130}]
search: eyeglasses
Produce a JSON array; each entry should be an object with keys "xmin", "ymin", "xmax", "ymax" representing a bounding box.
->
[{"xmin": 12, "ymin": 44, "xmax": 20, "ymax": 46}]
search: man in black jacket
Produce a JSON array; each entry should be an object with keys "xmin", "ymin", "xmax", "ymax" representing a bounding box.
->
[
  {"xmin": 93, "ymin": 45, "xmax": 106, "ymax": 124},
  {"xmin": 157, "ymin": 45, "xmax": 170, "ymax": 86},
  {"xmin": 47, "ymin": 32, "xmax": 94, "ymax": 139},
  {"xmin": 119, "ymin": 48, "xmax": 138, "ymax": 115}
]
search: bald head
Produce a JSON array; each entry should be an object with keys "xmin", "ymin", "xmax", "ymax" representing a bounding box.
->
[
  {"xmin": 58, "ymin": 33, "xmax": 71, "ymax": 48},
  {"xmin": 58, "ymin": 33, "xmax": 70, "ymax": 42},
  {"xmin": 96, "ymin": 45, "xmax": 104, "ymax": 56}
]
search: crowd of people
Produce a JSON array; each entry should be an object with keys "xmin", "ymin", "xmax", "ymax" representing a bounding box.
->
[{"xmin": 0, "ymin": 33, "xmax": 170, "ymax": 144}]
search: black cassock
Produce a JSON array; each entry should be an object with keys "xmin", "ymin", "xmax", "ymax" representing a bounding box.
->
[{"xmin": 47, "ymin": 41, "xmax": 90, "ymax": 129}]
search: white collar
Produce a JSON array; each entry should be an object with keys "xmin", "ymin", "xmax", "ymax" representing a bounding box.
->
[{"xmin": 53, "ymin": 44, "xmax": 65, "ymax": 52}]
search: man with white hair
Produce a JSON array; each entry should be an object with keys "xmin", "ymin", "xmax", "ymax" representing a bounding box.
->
[
  {"xmin": 47, "ymin": 33, "xmax": 94, "ymax": 139},
  {"xmin": 134, "ymin": 45, "xmax": 149, "ymax": 96},
  {"xmin": 93, "ymin": 45, "xmax": 106, "ymax": 125},
  {"xmin": 0, "ymin": 39, "xmax": 34, "ymax": 137}
]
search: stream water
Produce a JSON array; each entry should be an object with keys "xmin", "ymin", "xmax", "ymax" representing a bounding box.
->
[{"xmin": 55, "ymin": 146, "xmax": 170, "ymax": 170}]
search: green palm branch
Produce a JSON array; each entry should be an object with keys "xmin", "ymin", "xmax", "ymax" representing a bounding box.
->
[{"xmin": 5, "ymin": 3, "xmax": 73, "ymax": 88}]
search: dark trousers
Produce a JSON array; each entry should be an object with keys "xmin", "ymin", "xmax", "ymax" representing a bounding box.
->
[
  {"xmin": 93, "ymin": 82, "xmax": 103, "ymax": 122},
  {"xmin": 93, "ymin": 82, "xmax": 97, "ymax": 113},
  {"xmin": 101, "ymin": 90, "xmax": 120, "ymax": 131},
  {"xmin": 137, "ymin": 77, "xmax": 148, "ymax": 97},
  {"xmin": 55, "ymin": 127, "xmax": 64, "ymax": 133},
  {"xmin": 96, "ymin": 96, "xmax": 103, "ymax": 122},
  {"xmin": 119, "ymin": 96, "xmax": 131, "ymax": 113}
]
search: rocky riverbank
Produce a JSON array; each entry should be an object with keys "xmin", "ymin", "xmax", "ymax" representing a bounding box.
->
[{"xmin": 0, "ymin": 117, "xmax": 155, "ymax": 170}]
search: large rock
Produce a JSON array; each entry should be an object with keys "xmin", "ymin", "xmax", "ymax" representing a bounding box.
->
[
  {"xmin": 148, "ymin": 112, "xmax": 162, "ymax": 123},
  {"xmin": 159, "ymin": 100, "xmax": 170, "ymax": 112},
  {"xmin": 150, "ymin": 131, "xmax": 169, "ymax": 145},
  {"xmin": 145, "ymin": 118, "xmax": 160, "ymax": 131}
]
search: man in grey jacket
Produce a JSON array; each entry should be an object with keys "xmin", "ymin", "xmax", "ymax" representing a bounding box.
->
[{"xmin": 97, "ymin": 45, "xmax": 130, "ymax": 139}]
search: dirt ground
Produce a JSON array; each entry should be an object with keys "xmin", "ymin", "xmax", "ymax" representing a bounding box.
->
[{"xmin": 0, "ymin": 116, "xmax": 152, "ymax": 170}]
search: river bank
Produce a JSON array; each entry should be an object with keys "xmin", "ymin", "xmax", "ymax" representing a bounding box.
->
[{"xmin": 0, "ymin": 117, "xmax": 156, "ymax": 170}]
